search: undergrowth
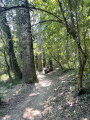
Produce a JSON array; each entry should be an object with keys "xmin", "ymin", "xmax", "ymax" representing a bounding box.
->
[{"xmin": 0, "ymin": 79, "xmax": 22, "ymax": 89}]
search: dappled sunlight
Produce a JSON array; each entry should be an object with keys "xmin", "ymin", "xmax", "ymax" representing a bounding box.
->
[
  {"xmin": 59, "ymin": 73, "xmax": 74, "ymax": 82},
  {"xmin": 12, "ymin": 88, "xmax": 22, "ymax": 96},
  {"xmin": 67, "ymin": 101, "xmax": 74, "ymax": 107},
  {"xmin": 39, "ymin": 81, "xmax": 51, "ymax": 87},
  {"xmin": 69, "ymin": 86, "xmax": 76, "ymax": 92},
  {"xmin": 37, "ymin": 73, "xmax": 52, "ymax": 88},
  {"xmin": 37, "ymin": 72, "xmax": 46, "ymax": 79},
  {"xmin": 0, "ymin": 74, "xmax": 9, "ymax": 81},
  {"xmin": 57, "ymin": 105, "xmax": 63, "ymax": 110},
  {"xmin": 59, "ymin": 76, "xmax": 67, "ymax": 84},
  {"xmin": 61, "ymin": 80, "xmax": 66, "ymax": 83},
  {"xmin": 29, "ymin": 92, "xmax": 40, "ymax": 97},
  {"xmin": 42, "ymin": 106, "xmax": 53, "ymax": 116},
  {"xmin": 59, "ymin": 92, "xmax": 64, "ymax": 96},
  {"xmin": 2, "ymin": 115, "xmax": 11, "ymax": 120},
  {"xmin": 59, "ymin": 76, "xmax": 66, "ymax": 80},
  {"xmin": 82, "ymin": 118, "xmax": 89, "ymax": 120},
  {"xmin": 23, "ymin": 108, "xmax": 41, "ymax": 120}
]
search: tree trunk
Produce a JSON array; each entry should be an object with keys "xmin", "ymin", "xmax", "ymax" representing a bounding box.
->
[
  {"xmin": 49, "ymin": 59, "xmax": 53, "ymax": 71},
  {"xmin": 43, "ymin": 50, "xmax": 46, "ymax": 67},
  {"xmin": 65, "ymin": 39, "xmax": 70, "ymax": 69},
  {"xmin": 38, "ymin": 53, "xmax": 42, "ymax": 71},
  {"xmin": 3, "ymin": 48, "xmax": 12, "ymax": 79},
  {"xmin": 19, "ymin": 0, "xmax": 38, "ymax": 83},
  {"xmin": 0, "ymin": 6, "xmax": 22, "ymax": 80},
  {"xmin": 35, "ymin": 54, "xmax": 38, "ymax": 69},
  {"xmin": 37, "ymin": 25, "xmax": 42, "ymax": 71},
  {"xmin": 78, "ymin": 49, "xmax": 87, "ymax": 93}
]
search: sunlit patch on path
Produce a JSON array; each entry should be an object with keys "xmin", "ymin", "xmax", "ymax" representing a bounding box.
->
[
  {"xmin": 23, "ymin": 108, "xmax": 41, "ymax": 120},
  {"xmin": 2, "ymin": 115, "xmax": 11, "ymax": 120}
]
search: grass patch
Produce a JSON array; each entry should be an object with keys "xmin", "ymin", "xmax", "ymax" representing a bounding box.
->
[
  {"xmin": 0, "ymin": 79, "xmax": 22, "ymax": 89},
  {"xmin": 62, "ymin": 68, "xmax": 75, "ymax": 73},
  {"xmin": 0, "ymin": 79, "xmax": 22, "ymax": 106}
]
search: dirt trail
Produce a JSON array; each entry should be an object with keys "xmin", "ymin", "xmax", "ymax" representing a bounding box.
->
[{"xmin": 0, "ymin": 71, "xmax": 90, "ymax": 120}]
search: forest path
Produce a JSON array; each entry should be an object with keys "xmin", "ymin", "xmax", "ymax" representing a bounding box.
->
[{"xmin": 0, "ymin": 70, "xmax": 90, "ymax": 120}]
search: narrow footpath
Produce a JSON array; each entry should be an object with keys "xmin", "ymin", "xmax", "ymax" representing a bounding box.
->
[{"xmin": 0, "ymin": 70, "xmax": 90, "ymax": 120}]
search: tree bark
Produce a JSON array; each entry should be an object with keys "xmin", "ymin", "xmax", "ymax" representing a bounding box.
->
[
  {"xmin": 19, "ymin": 0, "xmax": 38, "ymax": 83},
  {"xmin": 65, "ymin": 38, "xmax": 70, "ymax": 69},
  {"xmin": 38, "ymin": 53, "xmax": 42, "ymax": 71},
  {"xmin": 78, "ymin": 48, "xmax": 87, "ymax": 92},
  {"xmin": 43, "ymin": 49, "xmax": 46, "ymax": 67},
  {"xmin": 37, "ymin": 25, "xmax": 42, "ymax": 72},
  {"xmin": 3, "ymin": 48, "xmax": 12, "ymax": 79},
  {"xmin": 35, "ymin": 54, "xmax": 38, "ymax": 69},
  {"xmin": 49, "ymin": 59, "xmax": 53, "ymax": 71}
]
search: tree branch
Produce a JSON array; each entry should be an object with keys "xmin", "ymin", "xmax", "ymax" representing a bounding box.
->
[
  {"xmin": 31, "ymin": 20, "xmax": 62, "ymax": 27},
  {"xmin": 58, "ymin": 0, "xmax": 70, "ymax": 32},
  {"xmin": 68, "ymin": 0, "xmax": 75, "ymax": 27},
  {"xmin": 0, "ymin": 5, "xmax": 64, "ymax": 24}
]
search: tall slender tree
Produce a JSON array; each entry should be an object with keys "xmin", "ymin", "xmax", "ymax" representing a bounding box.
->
[
  {"xmin": 37, "ymin": 26, "xmax": 42, "ymax": 71},
  {"xmin": 0, "ymin": 4, "xmax": 22, "ymax": 80},
  {"xmin": 57, "ymin": 0, "xmax": 87, "ymax": 93},
  {"xmin": 43, "ymin": 49, "xmax": 46, "ymax": 67}
]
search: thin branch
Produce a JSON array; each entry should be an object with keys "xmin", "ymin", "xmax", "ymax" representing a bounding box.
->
[
  {"xmin": 31, "ymin": 20, "xmax": 62, "ymax": 27},
  {"xmin": 75, "ymin": 0, "xmax": 81, "ymax": 45},
  {"xmin": 83, "ymin": 30, "xmax": 88, "ymax": 54}
]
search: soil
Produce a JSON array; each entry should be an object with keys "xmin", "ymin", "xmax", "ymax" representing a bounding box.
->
[{"xmin": 0, "ymin": 70, "xmax": 90, "ymax": 120}]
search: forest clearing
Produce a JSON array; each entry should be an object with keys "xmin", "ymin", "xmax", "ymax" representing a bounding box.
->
[{"xmin": 0, "ymin": 0, "xmax": 90, "ymax": 120}]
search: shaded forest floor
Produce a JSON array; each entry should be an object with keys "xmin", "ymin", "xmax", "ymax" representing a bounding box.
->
[{"xmin": 0, "ymin": 70, "xmax": 90, "ymax": 120}]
